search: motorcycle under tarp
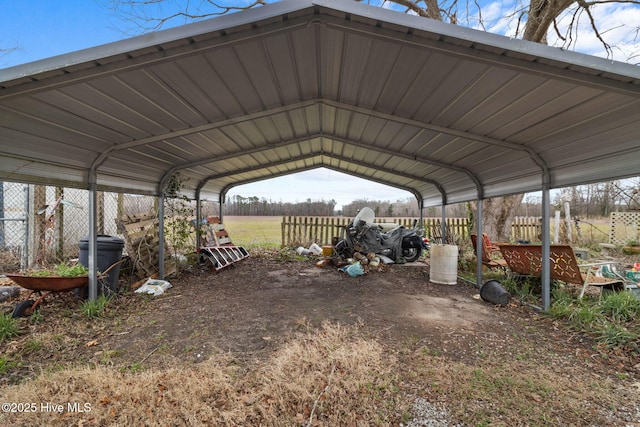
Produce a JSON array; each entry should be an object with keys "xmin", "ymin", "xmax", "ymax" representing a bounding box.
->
[
  {"xmin": 337, "ymin": 207, "xmax": 423, "ymax": 263},
  {"xmin": 345, "ymin": 220, "xmax": 403, "ymax": 259}
]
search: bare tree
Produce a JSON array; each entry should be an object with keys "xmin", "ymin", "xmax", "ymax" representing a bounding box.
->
[
  {"xmin": 612, "ymin": 178, "xmax": 640, "ymax": 210},
  {"xmin": 0, "ymin": 46, "xmax": 18, "ymax": 62},
  {"xmin": 98, "ymin": 0, "xmax": 267, "ymax": 33}
]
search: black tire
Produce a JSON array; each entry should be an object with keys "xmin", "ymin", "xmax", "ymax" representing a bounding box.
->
[
  {"xmin": 334, "ymin": 240, "xmax": 350, "ymax": 258},
  {"xmin": 12, "ymin": 299, "xmax": 37, "ymax": 318},
  {"xmin": 402, "ymin": 247, "xmax": 421, "ymax": 263},
  {"xmin": 198, "ymin": 253, "xmax": 209, "ymax": 265}
]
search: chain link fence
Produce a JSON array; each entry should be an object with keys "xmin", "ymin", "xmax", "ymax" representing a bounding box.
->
[
  {"xmin": 0, "ymin": 183, "xmax": 221, "ymax": 273},
  {"xmin": 0, "ymin": 182, "xmax": 29, "ymax": 271}
]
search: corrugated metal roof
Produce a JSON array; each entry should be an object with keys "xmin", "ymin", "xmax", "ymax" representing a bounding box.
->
[{"xmin": 1, "ymin": 0, "xmax": 639, "ymax": 207}]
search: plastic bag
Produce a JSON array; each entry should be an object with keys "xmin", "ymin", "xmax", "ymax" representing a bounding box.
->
[
  {"xmin": 309, "ymin": 243, "xmax": 322, "ymax": 255},
  {"xmin": 135, "ymin": 279, "xmax": 172, "ymax": 296},
  {"xmin": 341, "ymin": 261, "xmax": 365, "ymax": 277}
]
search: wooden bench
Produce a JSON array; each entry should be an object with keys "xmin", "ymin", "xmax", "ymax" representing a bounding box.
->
[{"xmin": 498, "ymin": 244, "xmax": 624, "ymax": 298}]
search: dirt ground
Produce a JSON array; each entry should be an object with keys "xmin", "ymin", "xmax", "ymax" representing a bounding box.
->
[
  {"xmin": 2, "ymin": 252, "xmax": 640, "ymax": 425},
  {"xmin": 101, "ymin": 256, "xmax": 529, "ymax": 366}
]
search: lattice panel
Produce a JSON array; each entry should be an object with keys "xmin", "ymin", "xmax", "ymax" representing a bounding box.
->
[{"xmin": 609, "ymin": 212, "xmax": 640, "ymax": 246}]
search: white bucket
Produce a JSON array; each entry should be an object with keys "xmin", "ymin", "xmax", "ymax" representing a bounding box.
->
[{"xmin": 430, "ymin": 244, "xmax": 459, "ymax": 285}]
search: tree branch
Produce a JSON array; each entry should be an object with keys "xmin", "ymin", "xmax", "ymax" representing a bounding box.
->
[
  {"xmin": 102, "ymin": 0, "xmax": 267, "ymax": 33},
  {"xmin": 576, "ymin": 0, "xmax": 613, "ymax": 55}
]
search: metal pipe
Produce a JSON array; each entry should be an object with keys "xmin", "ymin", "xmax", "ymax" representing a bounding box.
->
[
  {"xmin": 22, "ymin": 185, "xmax": 29, "ymax": 271},
  {"xmin": 541, "ymin": 185, "xmax": 551, "ymax": 310},
  {"xmin": 440, "ymin": 206, "xmax": 446, "ymax": 244},
  {"xmin": 195, "ymin": 189, "xmax": 202, "ymax": 249},
  {"xmin": 88, "ymin": 180, "xmax": 98, "ymax": 301},
  {"xmin": 158, "ymin": 193, "xmax": 165, "ymax": 280},
  {"xmin": 476, "ymin": 199, "xmax": 484, "ymax": 288}
]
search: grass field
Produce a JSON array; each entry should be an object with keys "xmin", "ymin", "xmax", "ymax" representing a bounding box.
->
[
  {"xmin": 220, "ymin": 216, "xmax": 614, "ymax": 250},
  {"xmin": 222, "ymin": 216, "xmax": 283, "ymax": 248}
]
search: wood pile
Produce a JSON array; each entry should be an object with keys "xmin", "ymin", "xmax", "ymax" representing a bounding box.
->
[
  {"xmin": 116, "ymin": 212, "xmax": 176, "ymax": 279},
  {"xmin": 203, "ymin": 216, "xmax": 233, "ymax": 246}
]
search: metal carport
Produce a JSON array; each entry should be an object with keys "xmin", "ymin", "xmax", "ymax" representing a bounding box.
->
[{"xmin": 1, "ymin": 0, "xmax": 639, "ymax": 309}]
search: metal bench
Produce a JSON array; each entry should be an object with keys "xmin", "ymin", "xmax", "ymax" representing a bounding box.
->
[{"xmin": 498, "ymin": 244, "xmax": 624, "ymax": 298}]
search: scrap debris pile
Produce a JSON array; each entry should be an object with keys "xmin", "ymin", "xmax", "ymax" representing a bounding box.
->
[
  {"xmin": 295, "ymin": 207, "xmax": 428, "ymax": 277},
  {"xmin": 297, "ymin": 244, "xmax": 402, "ymax": 277}
]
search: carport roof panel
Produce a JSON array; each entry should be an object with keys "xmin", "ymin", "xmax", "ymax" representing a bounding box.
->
[{"xmin": 1, "ymin": 0, "xmax": 639, "ymax": 206}]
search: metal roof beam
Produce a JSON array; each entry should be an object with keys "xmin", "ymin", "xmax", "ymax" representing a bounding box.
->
[
  {"xmin": 326, "ymin": 135, "xmax": 483, "ymax": 197},
  {"xmin": 324, "ymin": 99, "xmax": 550, "ymax": 183},
  {"xmin": 90, "ymin": 99, "xmax": 320, "ymax": 173},
  {"xmin": 86, "ymin": 76, "xmax": 547, "ymax": 191},
  {"xmin": 159, "ymin": 132, "xmax": 469, "ymax": 200},
  {"xmin": 218, "ymin": 162, "xmax": 425, "ymax": 206},
  {"xmin": 197, "ymin": 150, "xmax": 444, "ymax": 201},
  {"xmin": 88, "ymin": 94, "xmax": 535, "ymax": 199},
  {"xmin": 315, "ymin": 6, "xmax": 640, "ymax": 96}
]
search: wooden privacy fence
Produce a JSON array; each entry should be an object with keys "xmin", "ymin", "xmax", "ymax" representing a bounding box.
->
[
  {"xmin": 511, "ymin": 216, "xmax": 543, "ymax": 242},
  {"xmin": 281, "ymin": 216, "xmax": 542, "ymax": 247}
]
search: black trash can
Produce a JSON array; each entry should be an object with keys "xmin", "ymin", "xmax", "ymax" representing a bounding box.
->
[{"xmin": 79, "ymin": 235, "xmax": 125, "ymax": 295}]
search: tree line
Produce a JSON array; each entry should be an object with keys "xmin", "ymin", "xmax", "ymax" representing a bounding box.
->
[
  {"xmin": 222, "ymin": 195, "xmax": 336, "ymax": 216},
  {"xmin": 221, "ymin": 195, "xmax": 526, "ymax": 218},
  {"xmin": 220, "ymin": 180, "xmax": 640, "ymax": 218}
]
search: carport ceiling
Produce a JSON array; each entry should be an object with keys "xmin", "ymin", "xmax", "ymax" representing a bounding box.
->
[{"xmin": 1, "ymin": 0, "xmax": 639, "ymax": 207}]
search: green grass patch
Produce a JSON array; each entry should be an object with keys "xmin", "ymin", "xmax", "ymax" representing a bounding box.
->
[
  {"xmin": 81, "ymin": 294, "xmax": 110, "ymax": 319},
  {"xmin": 23, "ymin": 338, "xmax": 44, "ymax": 352},
  {"xmin": 500, "ymin": 276, "xmax": 540, "ymax": 300},
  {"xmin": 598, "ymin": 290, "xmax": 640, "ymax": 322},
  {"xmin": 598, "ymin": 322, "xmax": 638, "ymax": 348},
  {"xmin": 0, "ymin": 313, "xmax": 20, "ymax": 341},
  {"xmin": 569, "ymin": 304, "xmax": 605, "ymax": 330},
  {"xmin": 418, "ymin": 356, "xmax": 574, "ymax": 426},
  {"xmin": 547, "ymin": 287, "xmax": 575, "ymax": 318},
  {"xmin": 222, "ymin": 216, "xmax": 283, "ymax": 249},
  {"xmin": 29, "ymin": 263, "xmax": 89, "ymax": 277},
  {"xmin": 30, "ymin": 309, "xmax": 43, "ymax": 325},
  {"xmin": 478, "ymin": 272, "xmax": 640, "ymax": 351},
  {"xmin": 550, "ymin": 289, "xmax": 640, "ymax": 350},
  {"xmin": 0, "ymin": 355, "xmax": 18, "ymax": 374},
  {"xmin": 485, "ymin": 274, "xmax": 640, "ymax": 351}
]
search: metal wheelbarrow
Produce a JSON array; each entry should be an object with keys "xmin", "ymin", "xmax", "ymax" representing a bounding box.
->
[{"xmin": 6, "ymin": 260, "xmax": 124, "ymax": 318}]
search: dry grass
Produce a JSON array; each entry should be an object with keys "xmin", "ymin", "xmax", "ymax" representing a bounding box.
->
[
  {"xmin": 0, "ymin": 248, "xmax": 21, "ymax": 272},
  {"xmin": 413, "ymin": 355, "xmax": 627, "ymax": 426},
  {"xmin": 0, "ymin": 322, "xmax": 407, "ymax": 426}
]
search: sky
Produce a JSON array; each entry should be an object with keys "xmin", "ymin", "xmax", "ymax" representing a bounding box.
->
[{"xmin": 1, "ymin": 0, "xmax": 639, "ymax": 209}]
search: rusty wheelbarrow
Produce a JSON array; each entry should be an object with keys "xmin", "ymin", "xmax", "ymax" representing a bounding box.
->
[
  {"xmin": 6, "ymin": 275, "xmax": 89, "ymax": 317},
  {"xmin": 6, "ymin": 260, "xmax": 124, "ymax": 318}
]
